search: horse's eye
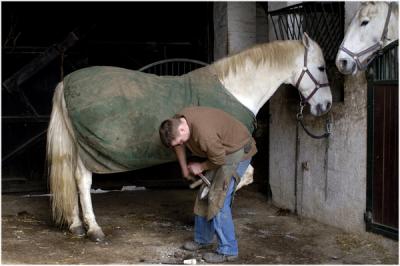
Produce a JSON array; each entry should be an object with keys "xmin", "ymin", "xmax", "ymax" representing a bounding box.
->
[
  {"xmin": 318, "ymin": 66, "xmax": 325, "ymax": 72},
  {"xmin": 361, "ymin": 20, "xmax": 369, "ymax": 26}
]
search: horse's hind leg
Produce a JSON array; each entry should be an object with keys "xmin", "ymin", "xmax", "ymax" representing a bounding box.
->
[
  {"xmin": 76, "ymin": 156, "xmax": 105, "ymax": 242},
  {"xmin": 70, "ymin": 199, "xmax": 86, "ymax": 236}
]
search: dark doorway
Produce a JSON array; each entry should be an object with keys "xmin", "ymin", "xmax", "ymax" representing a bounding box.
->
[{"xmin": 2, "ymin": 2, "xmax": 214, "ymax": 192}]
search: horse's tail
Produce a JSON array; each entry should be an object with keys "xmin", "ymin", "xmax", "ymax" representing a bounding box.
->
[{"xmin": 46, "ymin": 82, "xmax": 78, "ymax": 227}]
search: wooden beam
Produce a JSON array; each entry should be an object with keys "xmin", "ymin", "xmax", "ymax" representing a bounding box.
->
[{"xmin": 2, "ymin": 26, "xmax": 92, "ymax": 93}]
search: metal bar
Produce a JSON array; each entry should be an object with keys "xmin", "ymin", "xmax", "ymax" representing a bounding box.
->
[
  {"xmin": 320, "ymin": 4, "xmax": 331, "ymax": 44},
  {"xmin": 138, "ymin": 58, "xmax": 208, "ymax": 72},
  {"xmin": 268, "ymin": 3, "xmax": 304, "ymax": 16},
  {"xmin": 269, "ymin": 14, "xmax": 280, "ymax": 40},
  {"xmin": 395, "ymin": 48, "xmax": 398, "ymax": 80},
  {"xmin": 278, "ymin": 15, "xmax": 286, "ymax": 39},
  {"xmin": 287, "ymin": 14, "xmax": 295, "ymax": 39},
  {"xmin": 2, "ymin": 129, "xmax": 47, "ymax": 163},
  {"xmin": 383, "ymin": 52, "xmax": 387, "ymax": 80},
  {"xmin": 2, "ymin": 115, "xmax": 50, "ymax": 122},
  {"xmin": 313, "ymin": 5, "xmax": 325, "ymax": 42},
  {"xmin": 198, "ymin": 173, "xmax": 211, "ymax": 187},
  {"xmin": 18, "ymin": 89, "xmax": 40, "ymax": 117},
  {"xmin": 292, "ymin": 11, "xmax": 302, "ymax": 39}
]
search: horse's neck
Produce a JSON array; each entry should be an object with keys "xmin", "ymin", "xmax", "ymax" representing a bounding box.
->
[{"xmin": 216, "ymin": 62, "xmax": 295, "ymax": 116}]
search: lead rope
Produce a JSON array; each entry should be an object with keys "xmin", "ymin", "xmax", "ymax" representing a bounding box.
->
[
  {"xmin": 324, "ymin": 133, "xmax": 330, "ymax": 201},
  {"xmin": 294, "ymin": 96, "xmax": 332, "ymax": 214},
  {"xmin": 296, "ymin": 100, "xmax": 332, "ymax": 139}
]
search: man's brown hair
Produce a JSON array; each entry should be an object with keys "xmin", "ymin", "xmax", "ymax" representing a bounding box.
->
[{"xmin": 159, "ymin": 115, "xmax": 182, "ymax": 148}]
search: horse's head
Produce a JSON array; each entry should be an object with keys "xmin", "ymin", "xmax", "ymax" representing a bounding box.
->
[
  {"xmin": 292, "ymin": 33, "xmax": 332, "ymax": 117},
  {"xmin": 336, "ymin": 2, "xmax": 398, "ymax": 75}
]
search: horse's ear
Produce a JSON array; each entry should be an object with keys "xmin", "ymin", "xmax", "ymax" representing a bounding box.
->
[{"xmin": 302, "ymin": 32, "xmax": 311, "ymax": 49}]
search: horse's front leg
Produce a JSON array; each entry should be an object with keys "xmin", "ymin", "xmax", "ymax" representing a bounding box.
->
[{"xmin": 76, "ymin": 157, "xmax": 105, "ymax": 242}]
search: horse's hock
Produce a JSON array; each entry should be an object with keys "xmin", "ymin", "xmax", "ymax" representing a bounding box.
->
[{"xmin": 2, "ymin": 187, "xmax": 398, "ymax": 264}]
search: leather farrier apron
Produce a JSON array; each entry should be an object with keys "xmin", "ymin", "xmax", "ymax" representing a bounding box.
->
[{"xmin": 194, "ymin": 142, "xmax": 251, "ymax": 220}]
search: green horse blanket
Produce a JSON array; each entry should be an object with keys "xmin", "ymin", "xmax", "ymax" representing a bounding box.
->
[{"xmin": 63, "ymin": 66, "xmax": 255, "ymax": 173}]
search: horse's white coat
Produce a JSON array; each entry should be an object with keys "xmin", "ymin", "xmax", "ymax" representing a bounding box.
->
[
  {"xmin": 336, "ymin": 2, "xmax": 398, "ymax": 75},
  {"xmin": 219, "ymin": 34, "xmax": 331, "ymax": 117},
  {"xmin": 47, "ymin": 36, "xmax": 332, "ymax": 241}
]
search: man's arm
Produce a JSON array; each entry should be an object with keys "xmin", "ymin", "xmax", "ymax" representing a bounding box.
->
[
  {"xmin": 174, "ymin": 144, "xmax": 194, "ymax": 180},
  {"xmin": 187, "ymin": 144, "xmax": 225, "ymax": 176}
]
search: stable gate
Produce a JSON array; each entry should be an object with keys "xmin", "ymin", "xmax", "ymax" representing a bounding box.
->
[{"xmin": 366, "ymin": 40, "xmax": 398, "ymax": 240}]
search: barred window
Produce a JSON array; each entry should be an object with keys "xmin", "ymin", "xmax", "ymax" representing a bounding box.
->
[{"xmin": 268, "ymin": 2, "xmax": 344, "ymax": 102}]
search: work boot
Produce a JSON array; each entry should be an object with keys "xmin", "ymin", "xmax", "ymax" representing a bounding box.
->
[
  {"xmin": 182, "ymin": 241, "xmax": 211, "ymax": 251},
  {"xmin": 203, "ymin": 252, "xmax": 238, "ymax": 263}
]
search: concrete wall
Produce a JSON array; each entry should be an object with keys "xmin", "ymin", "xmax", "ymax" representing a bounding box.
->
[
  {"xmin": 214, "ymin": 2, "xmax": 265, "ymax": 59},
  {"xmin": 268, "ymin": 2, "xmax": 370, "ymax": 233},
  {"xmin": 213, "ymin": 2, "xmax": 269, "ymax": 56}
]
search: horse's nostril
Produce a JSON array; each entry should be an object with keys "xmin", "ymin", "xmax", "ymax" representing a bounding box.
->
[
  {"xmin": 326, "ymin": 102, "xmax": 332, "ymax": 110},
  {"xmin": 316, "ymin": 103, "xmax": 323, "ymax": 114},
  {"xmin": 340, "ymin": 59, "xmax": 348, "ymax": 68}
]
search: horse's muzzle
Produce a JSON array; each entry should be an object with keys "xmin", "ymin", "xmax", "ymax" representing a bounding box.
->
[{"xmin": 336, "ymin": 57, "xmax": 356, "ymax": 75}]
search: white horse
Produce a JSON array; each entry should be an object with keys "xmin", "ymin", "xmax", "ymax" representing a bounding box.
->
[
  {"xmin": 336, "ymin": 2, "xmax": 398, "ymax": 75},
  {"xmin": 47, "ymin": 33, "xmax": 332, "ymax": 242}
]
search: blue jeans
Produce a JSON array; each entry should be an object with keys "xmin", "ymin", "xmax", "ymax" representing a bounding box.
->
[{"xmin": 194, "ymin": 159, "xmax": 251, "ymax": 256}]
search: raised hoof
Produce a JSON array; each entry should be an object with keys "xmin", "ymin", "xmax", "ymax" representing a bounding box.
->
[
  {"xmin": 70, "ymin": 225, "xmax": 86, "ymax": 237},
  {"xmin": 87, "ymin": 229, "xmax": 105, "ymax": 242}
]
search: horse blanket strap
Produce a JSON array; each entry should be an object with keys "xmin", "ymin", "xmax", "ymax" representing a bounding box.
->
[
  {"xmin": 295, "ymin": 47, "xmax": 329, "ymax": 104},
  {"xmin": 339, "ymin": 2, "xmax": 393, "ymax": 71},
  {"xmin": 63, "ymin": 66, "xmax": 256, "ymax": 173}
]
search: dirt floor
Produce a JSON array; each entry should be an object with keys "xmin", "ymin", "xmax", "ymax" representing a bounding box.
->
[{"xmin": 2, "ymin": 185, "xmax": 398, "ymax": 264}]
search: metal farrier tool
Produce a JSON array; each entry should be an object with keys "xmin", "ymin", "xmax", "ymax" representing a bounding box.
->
[{"xmin": 190, "ymin": 173, "xmax": 211, "ymax": 199}]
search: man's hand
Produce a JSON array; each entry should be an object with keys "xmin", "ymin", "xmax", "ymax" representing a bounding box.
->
[
  {"xmin": 181, "ymin": 167, "xmax": 190, "ymax": 179},
  {"xmin": 182, "ymin": 168, "xmax": 196, "ymax": 181},
  {"xmin": 184, "ymin": 174, "xmax": 196, "ymax": 182},
  {"xmin": 188, "ymin": 162, "xmax": 204, "ymax": 176}
]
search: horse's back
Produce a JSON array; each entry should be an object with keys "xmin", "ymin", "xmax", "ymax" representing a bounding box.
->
[
  {"xmin": 63, "ymin": 66, "xmax": 191, "ymax": 173},
  {"xmin": 62, "ymin": 66, "xmax": 254, "ymax": 174}
]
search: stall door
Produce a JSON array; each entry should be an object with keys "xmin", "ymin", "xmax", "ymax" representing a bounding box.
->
[{"xmin": 366, "ymin": 41, "xmax": 398, "ymax": 240}]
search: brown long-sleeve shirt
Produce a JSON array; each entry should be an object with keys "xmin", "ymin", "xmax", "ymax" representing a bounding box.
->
[{"xmin": 177, "ymin": 106, "xmax": 257, "ymax": 170}]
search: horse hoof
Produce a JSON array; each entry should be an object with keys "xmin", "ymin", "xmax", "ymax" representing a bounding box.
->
[
  {"xmin": 70, "ymin": 225, "xmax": 86, "ymax": 237},
  {"xmin": 87, "ymin": 229, "xmax": 105, "ymax": 242}
]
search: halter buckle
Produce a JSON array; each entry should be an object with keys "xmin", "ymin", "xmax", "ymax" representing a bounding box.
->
[
  {"xmin": 326, "ymin": 118, "xmax": 332, "ymax": 134},
  {"xmin": 303, "ymin": 66, "xmax": 308, "ymax": 71},
  {"xmin": 296, "ymin": 113, "xmax": 303, "ymax": 120}
]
